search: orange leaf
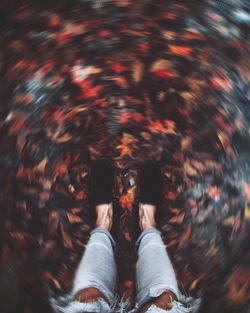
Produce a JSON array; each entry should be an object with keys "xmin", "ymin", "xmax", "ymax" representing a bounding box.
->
[
  {"xmin": 147, "ymin": 120, "xmax": 176, "ymax": 134},
  {"xmin": 169, "ymin": 45, "xmax": 192, "ymax": 56},
  {"xmin": 132, "ymin": 59, "xmax": 143, "ymax": 82},
  {"xmin": 132, "ymin": 113, "xmax": 144, "ymax": 122},
  {"xmin": 118, "ymin": 110, "xmax": 131, "ymax": 124},
  {"xmin": 183, "ymin": 161, "xmax": 198, "ymax": 176},
  {"xmin": 119, "ymin": 188, "xmax": 135, "ymax": 210}
]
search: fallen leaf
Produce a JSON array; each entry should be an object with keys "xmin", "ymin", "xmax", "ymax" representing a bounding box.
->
[
  {"xmin": 223, "ymin": 216, "xmax": 235, "ymax": 226},
  {"xmin": 35, "ymin": 158, "xmax": 48, "ymax": 173},
  {"xmin": 53, "ymin": 133, "xmax": 72, "ymax": 143},
  {"xmin": 132, "ymin": 59, "xmax": 143, "ymax": 82},
  {"xmin": 60, "ymin": 223, "xmax": 73, "ymax": 249},
  {"xmin": 207, "ymin": 186, "xmax": 221, "ymax": 201},
  {"xmin": 49, "ymin": 211, "xmax": 60, "ymax": 235},
  {"xmin": 67, "ymin": 212, "xmax": 82, "ymax": 224},
  {"xmin": 190, "ymin": 278, "xmax": 200, "ymax": 290},
  {"xmin": 179, "ymin": 227, "xmax": 191, "ymax": 247},
  {"xmin": 124, "ymin": 231, "xmax": 132, "ymax": 242},
  {"xmin": 169, "ymin": 213, "xmax": 185, "ymax": 224},
  {"xmin": 119, "ymin": 187, "xmax": 135, "ymax": 210},
  {"xmin": 45, "ymin": 272, "xmax": 62, "ymax": 290},
  {"xmin": 184, "ymin": 161, "xmax": 198, "ymax": 176},
  {"xmin": 147, "ymin": 120, "xmax": 176, "ymax": 134},
  {"xmin": 169, "ymin": 45, "xmax": 192, "ymax": 56},
  {"xmin": 112, "ymin": 63, "xmax": 127, "ymax": 73},
  {"xmin": 76, "ymin": 191, "xmax": 87, "ymax": 200},
  {"xmin": 244, "ymin": 203, "xmax": 250, "ymax": 220}
]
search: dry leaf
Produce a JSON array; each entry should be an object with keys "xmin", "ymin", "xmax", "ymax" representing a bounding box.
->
[
  {"xmin": 49, "ymin": 211, "xmax": 60, "ymax": 235},
  {"xmin": 35, "ymin": 158, "xmax": 48, "ymax": 172},
  {"xmin": 124, "ymin": 231, "xmax": 132, "ymax": 242},
  {"xmin": 60, "ymin": 223, "xmax": 73, "ymax": 249},
  {"xmin": 181, "ymin": 137, "xmax": 192, "ymax": 151},
  {"xmin": 70, "ymin": 207, "xmax": 82, "ymax": 214},
  {"xmin": 67, "ymin": 212, "xmax": 82, "ymax": 224},
  {"xmin": 223, "ymin": 216, "xmax": 235, "ymax": 226},
  {"xmin": 169, "ymin": 213, "xmax": 185, "ymax": 224},
  {"xmin": 45, "ymin": 272, "xmax": 62, "ymax": 290},
  {"xmin": 190, "ymin": 278, "xmax": 200, "ymax": 290},
  {"xmin": 169, "ymin": 45, "xmax": 192, "ymax": 56},
  {"xmin": 53, "ymin": 133, "xmax": 72, "ymax": 143},
  {"xmin": 151, "ymin": 59, "xmax": 171, "ymax": 71},
  {"xmin": 132, "ymin": 59, "xmax": 143, "ymax": 82},
  {"xmin": 119, "ymin": 187, "xmax": 135, "ymax": 210},
  {"xmin": 244, "ymin": 203, "xmax": 250, "ymax": 220},
  {"xmin": 179, "ymin": 227, "xmax": 191, "ymax": 247},
  {"xmin": 184, "ymin": 161, "xmax": 198, "ymax": 176}
]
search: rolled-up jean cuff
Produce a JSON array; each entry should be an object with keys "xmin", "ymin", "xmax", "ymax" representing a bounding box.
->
[
  {"xmin": 90, "ymin": 227, "xmax": 116, "ymax": 248},
  {"xmin": 135, "ymin": 227, "xmax": 162, "ymax": 250}
]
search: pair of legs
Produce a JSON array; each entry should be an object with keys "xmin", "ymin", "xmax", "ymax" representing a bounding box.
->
[{"xmin": 72, "ymin": 203, "xmax": 179, "ymax": 312}]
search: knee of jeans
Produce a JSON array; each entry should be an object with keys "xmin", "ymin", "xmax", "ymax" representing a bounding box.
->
[
  {"xmin": 139, "ymin": 290, "xmax": 177, "ymax": 313},
  {"xmin": 74, "ymin": 287, "xmax": 110, "ymax": 305}
]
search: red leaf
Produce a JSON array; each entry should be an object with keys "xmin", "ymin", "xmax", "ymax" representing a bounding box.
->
[
  {"xmin": 76, "ymin": 191, "xmax": 87, "ymax": 200},
  {"xmin": 153, "ymin": 69, "xmax": 171, "ymax": 79},
  {"xmin": 83, "ymin": 85, "xmax": 102, "ymax": 98},
  {"xmin": 99, "ymin": 30, "xmax": 110, "ymax": 37},
  {"xmin": 112, "ymin": 63, "xmax": 127, "ymax": 73},
  {"xmin": 132, "ymin": 113, "xmax": 144, "ymax": 122}
]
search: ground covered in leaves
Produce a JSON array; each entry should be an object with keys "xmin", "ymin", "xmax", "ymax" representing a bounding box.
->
[{"xmin": 0, "ymin": 1, "xmax": 249, "ymax": 312}]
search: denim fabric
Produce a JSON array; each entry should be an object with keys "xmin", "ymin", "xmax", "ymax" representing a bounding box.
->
[
  {"xmin": 51, "ymin": 227, "xmax": 200, "ymax": 313},
  {"xmin": 72, "ymin": 227, "xmax": 117, "ymax": 305},
  {"xmin": 135, "ymin": 228, "xmax": 180, "ymax": 310}
]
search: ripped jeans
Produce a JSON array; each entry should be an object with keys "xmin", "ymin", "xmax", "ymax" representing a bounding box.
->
[{"xmin": 51, "ymin": 228, "xmax": 200, "ymax": 313}]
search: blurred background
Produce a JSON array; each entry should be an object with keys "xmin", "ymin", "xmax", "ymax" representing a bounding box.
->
[{"xmin": 0, "ymin": 1, "xmax": 249, "ymax": 312}]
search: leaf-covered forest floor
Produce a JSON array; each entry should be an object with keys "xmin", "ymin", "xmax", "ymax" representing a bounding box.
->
[{"xmin": 0, "ymin": 1, "xmax": 249, "ymax": 311}]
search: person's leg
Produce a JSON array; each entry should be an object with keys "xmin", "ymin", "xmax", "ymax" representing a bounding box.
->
[
  {"xmin": 72, "ymin": 203, "xmax": 117, "ymax": 309},
  {"xmin": 135, "ymin": 203, "xmax": 179, "ymax": 312}
]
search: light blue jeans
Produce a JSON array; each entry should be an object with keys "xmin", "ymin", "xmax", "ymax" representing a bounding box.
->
[{"xmin": 51, "ymin": 227, "xmax": 200, "ymax": 313}]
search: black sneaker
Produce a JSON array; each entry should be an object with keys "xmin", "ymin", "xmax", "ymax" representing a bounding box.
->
[
  {"xmin": 133, "ymin": 160, "xmax": 164, "ymax": 236},
  {"xmin": 90, "ymin": 159, "xmax": 114, "ymax": 206},
  {"xmin": 138, "ymin": 160, "xmax": 163, "ymax": 208}
]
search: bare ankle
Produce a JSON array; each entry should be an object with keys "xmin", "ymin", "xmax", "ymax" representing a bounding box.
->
[
  {"xmin": 95, "ymin": 203, "xmax": 113, "ymax": 231},
  {"xmin": 139, "ymin": 203, "xmax": 156, "ymax": 231}
]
